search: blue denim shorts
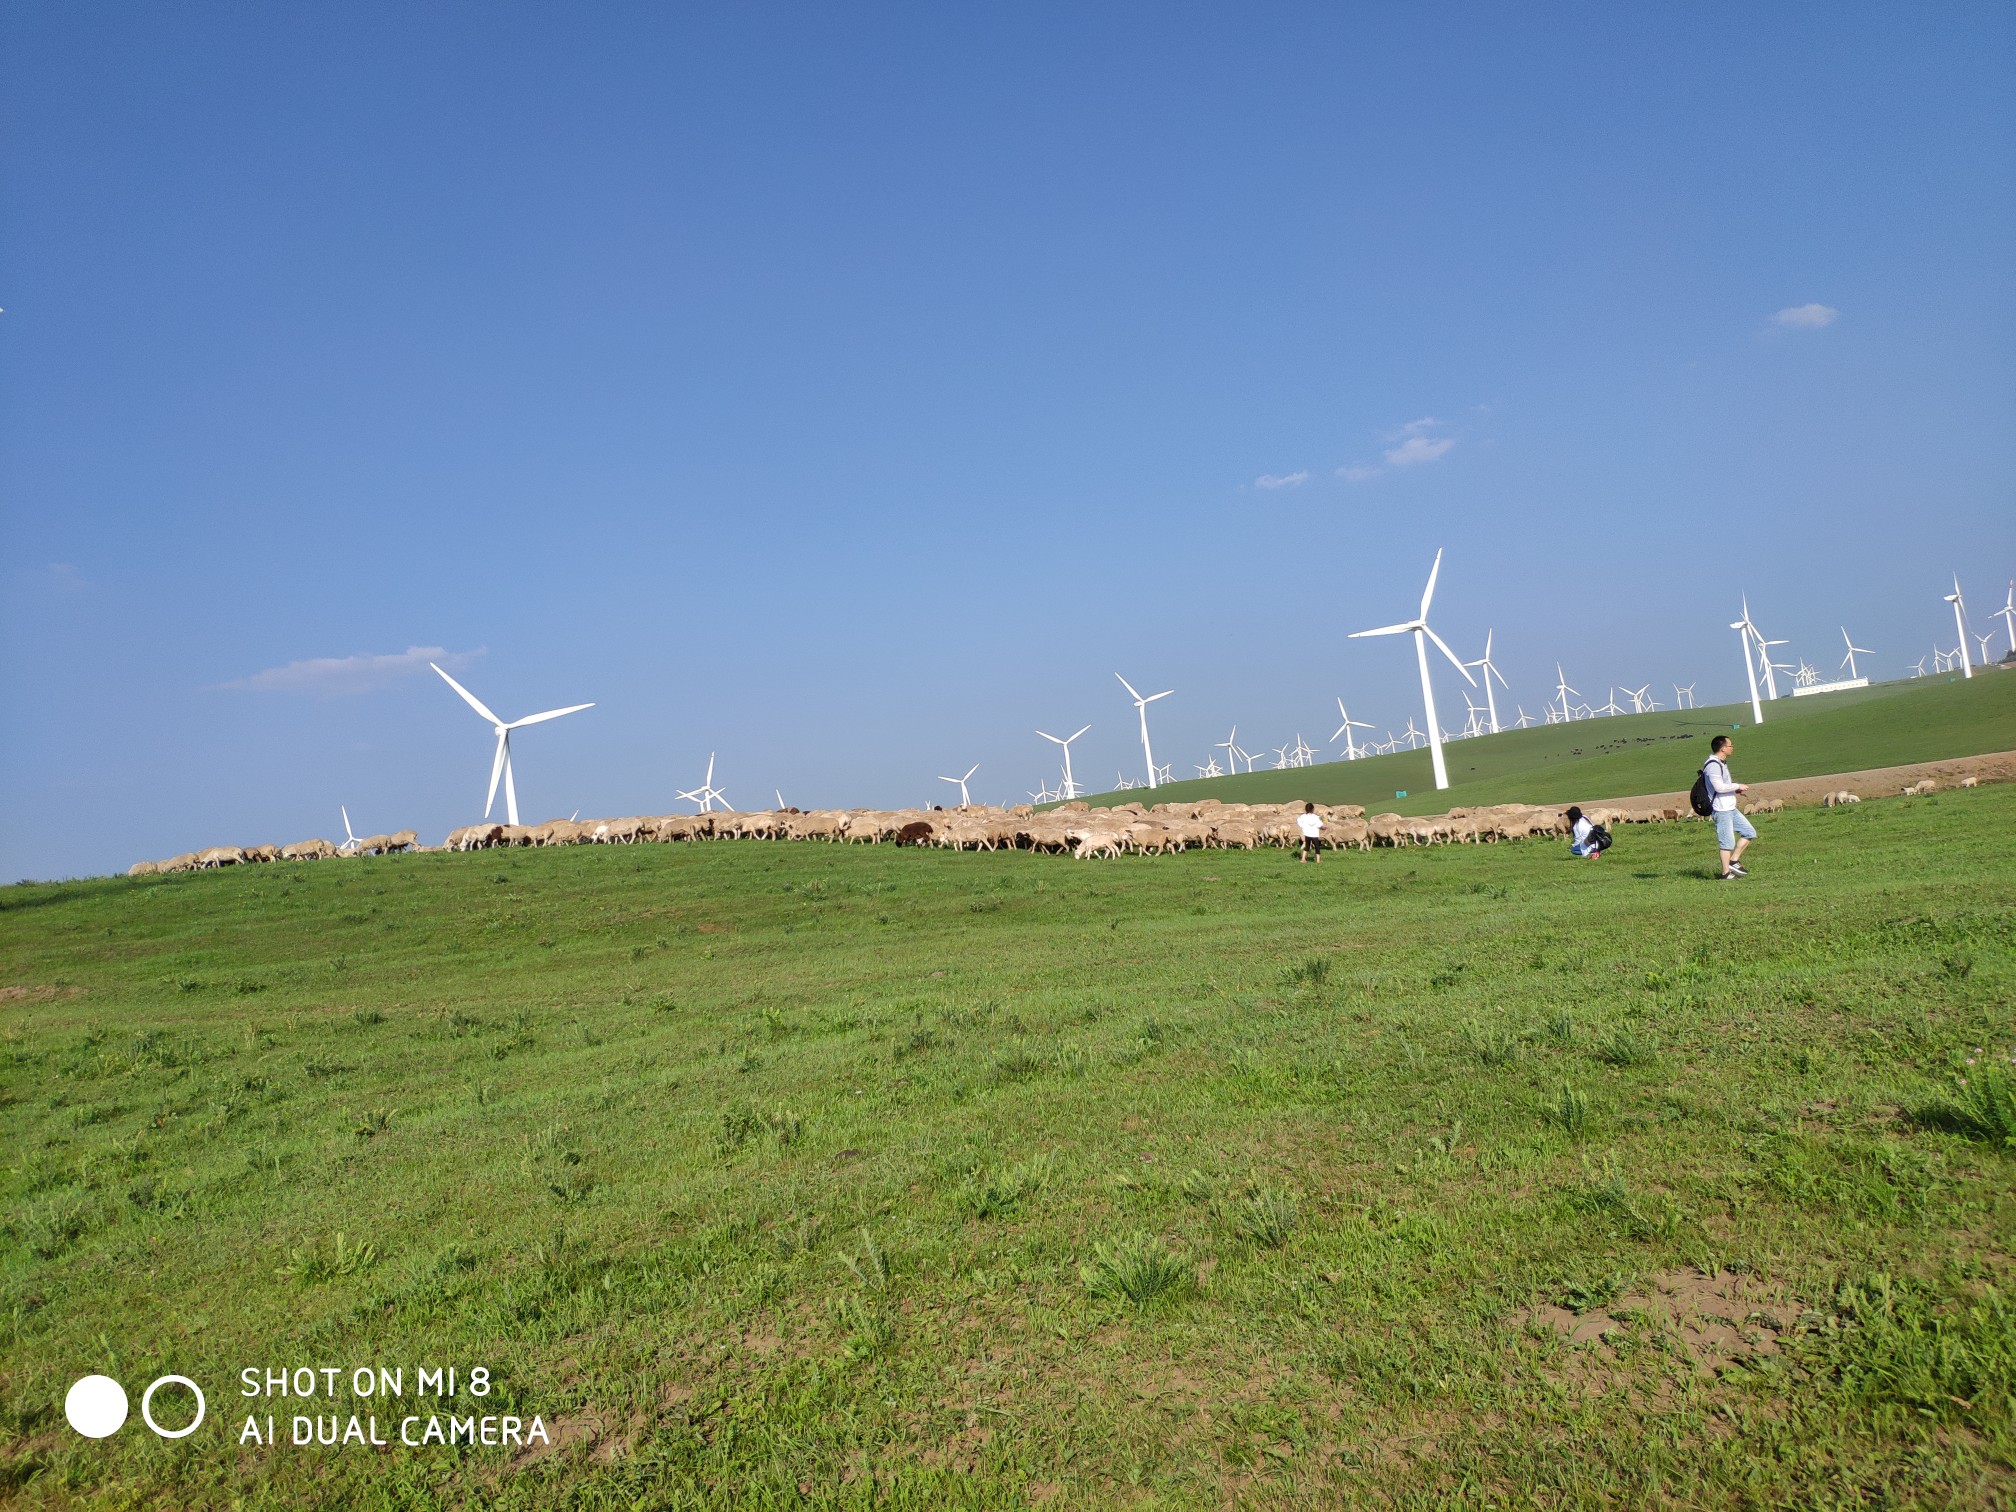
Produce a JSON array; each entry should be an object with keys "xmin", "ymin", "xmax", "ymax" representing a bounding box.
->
[{"xmin": 1714, "ymin": 808, "xmax": 1758, "ymax": 849}]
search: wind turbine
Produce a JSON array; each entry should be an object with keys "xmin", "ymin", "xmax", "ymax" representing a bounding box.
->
[
  {"xmin": 1291, "ymin": 733, "xmax": 1315, "ymax": 767},
  {"xmin": 1513, "ymin": 706, "xmax": 1535, "ymax": 729},
  {"xmin": 1995, "ymin": 581, "xmax": 2016, "ymax": 659},
  {"xmin": 1729, "ymin": 601, "xmax": 1766, "ymax": 725},
  {"xmin": 1036, "ymin": 724, "xmax": 1092, "ymax": 801},
  {"xmin": 337, "ymin": 805, "xmax": 363, "ymax": 854},
  {"xmin": 1195, "ymin": 758, "xmax": 1223, "ymax": 779},
  {"xmin": 1331, "ymin": 700, "xmax": 1374, "ymax": 760},
  {"xmin": 1464, "ymin": 630, "xmax": 1511, "ymax": 733},
  {"xmin": 1552, "ymin": 664, "xmax": 1579, "ymax": 724},
  {"xmin": 676, "ymin": 753, "xmax": 730, "ymax": 813},
  {"xmin": 1674, "ymin": 683, "xmax": 1697, "ymax": 709},
  {"xmin": 1945, "ymin": 576, "xmax": 1973, "ymax": 678},
  {"xmin": 1461, "ymin": 692, "xmax": 1486, "ymax": 738},
  {"xmin": 1597, "ymin": 688, "xmax": 1626, "ymax": 717},
  {"xmin": 1911, "ymin": 656, "xmax": 1928, "ymax": 678},
  {"xmin": 1839, "ymin": 628, "xmax": 1871, "ymax": 680},
  {"xmin": 1347, "ymin": 549, "xmax": 1476, "ymax": 790},
  {"xmin": 1399, "ymin": 716, "xmax": 1427, "ymax": 750},
  {"xmin": 1624, "ymin": 684, "xmax": 1653, "ymax": 714},
  {"xmin": 431, "ymin": 663, "xmax": 593, "ymax": 827},
  {"xmin": 1976, "ymin": 632, "xmax": 1998, "ymax": 667},
  {"xmin": 1217, "ymin": 726, "xmax": 1245, "ymax": 775},
  {"xmin": 1115, "ymin": 673, "xmax": 1173, "ymax": 790},
  {"xmin": 937, "ymin": 763, "xmax": 980, "ymax": 808}
]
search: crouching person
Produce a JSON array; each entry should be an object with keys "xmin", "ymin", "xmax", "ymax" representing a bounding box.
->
[{"xmin": 1566, "ymin": 806, "xmax": 1609, "ymax": 859}]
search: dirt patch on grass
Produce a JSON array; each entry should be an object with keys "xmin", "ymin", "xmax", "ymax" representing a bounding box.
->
[
  {"xmin": 1518, "ymin": 1267, "xmax": 1799, "ymax": 1377},
  {"xmin": 0, "ymin": 984, "xmax": 83, "ymax": 1003},
  {"xmin": 1589, "ymin": 748, "xmax": 2016, "ymax": 814}
]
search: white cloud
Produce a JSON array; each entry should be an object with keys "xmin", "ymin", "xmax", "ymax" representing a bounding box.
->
[
  {"xmin": 1254, "ymin": 471, "xmax": 1309, "ymax": 490},
  {"xmin": 1389, "ymin": 416, "xmax": 1441, "ymax": 439},
  {"xmin": 1335, "ymin": 464, "xmax": 1382, "ymax": 483},
  {"xmin": 1772, "ymin": 303, "xmax": 1838, "ymax": 329},
  {"xmin": 1383, "ymin": 434, "xmax": 1456, "ymax": 467},
  {"xmin": 223, "ymin": 645, "xmax": 484, "ymax": 696}
]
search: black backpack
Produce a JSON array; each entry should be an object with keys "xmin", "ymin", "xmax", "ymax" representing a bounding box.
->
[
  {"xmin": 1588, "ymin": 823, "xmax": 1613, "ymax": 852},
  {"xmin": 1689, "ymin": 765, "xmax": 1714, "ymax": 818}
]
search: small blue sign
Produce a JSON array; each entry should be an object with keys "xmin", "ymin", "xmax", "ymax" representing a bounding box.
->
[{"xmin": 1395, "ymin": 790, "xmax": 1408, "ymax": 799}]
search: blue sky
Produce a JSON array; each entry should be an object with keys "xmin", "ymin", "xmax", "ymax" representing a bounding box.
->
[{"xmin": 4, "ymin": 3, "xmax": 2012, "ymax": 878}]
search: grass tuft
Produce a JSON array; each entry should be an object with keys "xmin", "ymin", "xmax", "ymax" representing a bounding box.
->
[{"xmin": 1081, "ymin": 1232, "xmax": 1194, "ymax": 1310}]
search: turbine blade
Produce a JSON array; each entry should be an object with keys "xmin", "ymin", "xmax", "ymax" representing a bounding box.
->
[
  {"xmin": 1419, "ymin": 548, "xmax": 1444, "ymax": 619},
  {"xmin": 1349, "ymin": 620, "xmax": 1419, "ymax": 638},
  {"xmin": 431, "ymin": 663, "xmax": 502, "ymax": 726},
  {"xmin": 1036, "ymin": 730, "xmax": 1061, "ymax": 744},
  {"xmin": 508, "ymin": 702, "xmax": 595, "ymax": 729},
  {"xmin": 1424, "ymin": 626, "xmax": 1477, "ymax": 683},
  {"xmin": 1114, "ymin": 672, "xmax": 1141, "ymax": 700},
  {"xmin": 1069, "ymin": 724, "xmax": 1091, "ymax": 742},
  {"xmin": 1145, "ymin": 689, "xmax": 1173, "ymax": 702},
  {"xmin": 484, "ymin": 731, "xmax": 507, "ymax": 817}
]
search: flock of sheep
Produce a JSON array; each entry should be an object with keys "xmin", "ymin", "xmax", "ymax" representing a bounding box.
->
[
  {"xmin": 128, "ymin": 794, "xmax": 1754, "ymax": 873},
  {"xmin": 119, "ymin": 770, "xmax": 1987, "ymax": 875}
]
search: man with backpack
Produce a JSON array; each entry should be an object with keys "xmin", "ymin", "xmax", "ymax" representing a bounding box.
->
[{"xmin": 1695, "ymin": 734, "xmax": 1756, "ymax": 880}]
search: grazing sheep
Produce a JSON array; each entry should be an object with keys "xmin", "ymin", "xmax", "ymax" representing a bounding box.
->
[
  {"xmin": 895, "ymin": 820, "xmax": 935, "ymax": 847},
  {"xmin": 1073, "ymin": 830, "xmax": 1127, "ymax": 860},
  {"xmin": 1960, "ymin": 776, "xmax": 1979, "ymax": 789}
]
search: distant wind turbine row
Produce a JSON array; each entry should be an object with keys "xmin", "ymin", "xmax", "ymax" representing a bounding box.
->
[{"xmin": 408, "ymin": 566, "xmax": 2006, "ymax": 822}]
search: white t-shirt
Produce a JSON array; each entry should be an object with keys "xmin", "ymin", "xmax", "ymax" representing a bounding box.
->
[
  {"xmin": 1296, "ymin": 812, "xmax": 1323, "ymax": 838},
  {"xmin": 1704, "ymin": 757, "xmax": 1741, "ymax": 813},
  {"xmin": 1571, "ymin": 815, "xmax": 1595, "ymax": 846}
]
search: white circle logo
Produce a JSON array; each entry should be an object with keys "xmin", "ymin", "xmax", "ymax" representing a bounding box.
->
[
  {"xmin": 140, "ymin": 1375, "xmax": 206, "ymax": 1439},
  {"xmin": 65, "ymin": 1375, "xmax": 129, "ymax": 1438}
]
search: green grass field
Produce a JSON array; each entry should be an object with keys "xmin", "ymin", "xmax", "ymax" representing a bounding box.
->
[
  {"xmin": 3, "ymin": 784, "xmax": 2013, "ymax": 1507},
  {"xmin": 1083, "ymin": 670, "xmax": 2016, "ymax": 815}
]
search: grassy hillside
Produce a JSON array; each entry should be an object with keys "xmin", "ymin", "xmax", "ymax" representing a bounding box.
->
[
  {"xmin": 2, "ymin": 786, "xmax": 2013, "ymax": 1507},
  {"xmin": 1081, "ymin": 670, "xmax": 2016, "ymax": 815}
]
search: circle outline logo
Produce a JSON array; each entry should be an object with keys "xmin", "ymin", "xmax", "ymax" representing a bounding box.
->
[{"xmin": 140, "ymin": 1375, "xmax": 206, "ymax": 1439}]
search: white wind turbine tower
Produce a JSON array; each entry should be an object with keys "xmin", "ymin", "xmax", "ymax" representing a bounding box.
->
[
  {"xmin": 676, "ymin": 753, "xmax": 730, "ymax": 813},
  {"xmin": 1674, "ymin": 683, "xmax": 1697, "ymax": 708},
  {"xmin": 1347, "ymin": 549, "xmax": 1477, "ymax": 790},
  {"xmin": 1625, "ymin": 684, "xmax": 1653, "ymax": 714},
  {"xmin": 1115, "ymin": 673, "xmax": 1173, "ymax": 790},
  {"xmin": 1464, "ymin": 630, "xmax": 1511, "ymax": 733},
  {"xmin": 1399, "ymin": 716, "xmax": 1427, "ymax": 750},
  {"xmin": 1945, "ymin": 576, "xmax": 1973, "ymax": 679},
  {"xmin": 1840, "ymin": 628, "xmax": 1872, "ymax": 681},
  {"xmin": 1596, "ymin": 687, "xmax": 1626, "ymax": 717},
  {"xmin": 337, "ymin": 805, "xmax": 363, "ymax": 854},
  {"xmin": 1552, "ymin": 664, "xmax": 1579, "ymax": 725},
  {"xmin": 1729, "ymin": 601, "xmax": 1766, "ymax": 725},
  {"xmin": 1513, "ymin": 706, "xmax": 1535, "ymax": 729},
  {"xmin": 431, "ymin": 663, "xmax": 594, "ymax": 827},
  {"xmin": 1911, "ymin": 656, "xmax": 1928, "ymax": 678},
  {"xmin": 1995, "ymin": 581, "xmax": 2016, "ymax": 659},
  {"xmin": 1976, "ymin": 632, "xmax": 1997, "ymax": 667},
  {"xmin": 1036, "ymin": 724, "xmax": 1092, "ymax": 801},
  {"xmin": 937, "ymin": 763, "xmax": 980, "ymax": 808},
  {"xmin": 1332, "ymin": 700, "xmax": 1374, "ymax": 760}
]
